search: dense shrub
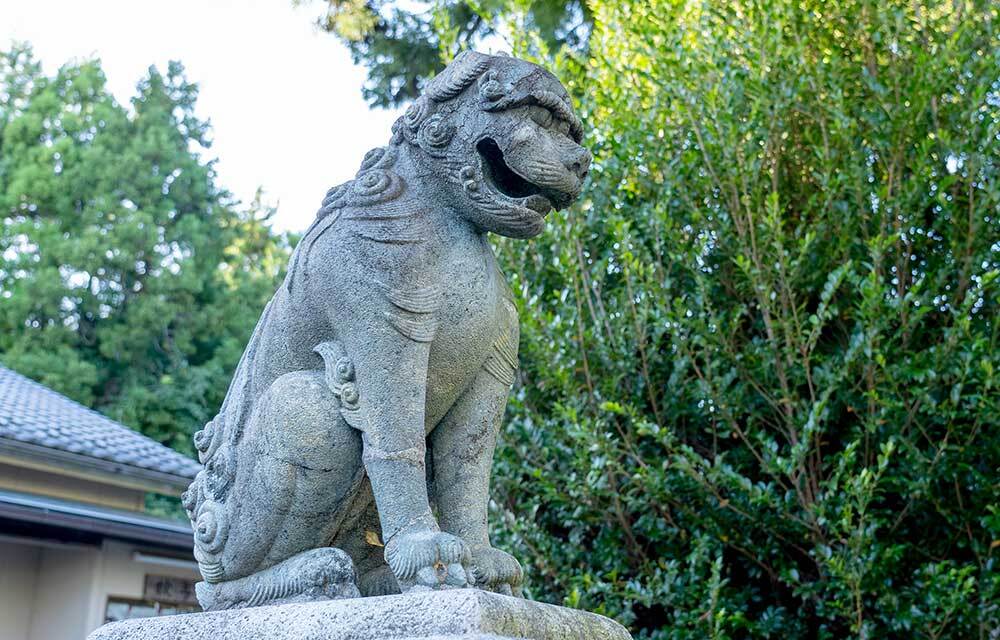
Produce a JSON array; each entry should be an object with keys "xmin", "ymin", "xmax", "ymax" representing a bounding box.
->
[{"xmin": 484, "ymin": 1, "xmax": 1000, "ymax": 637}]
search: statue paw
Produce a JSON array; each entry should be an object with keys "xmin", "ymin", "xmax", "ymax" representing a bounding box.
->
[
  {"xmin": 297, "ymin": 547, "xmax": 362, "ymax": 601},
  {"xmin": 385, "ymin": 529, "xmax": 471, "ymax": 591},
  {"xmin": 469, "ymin": 545, "xmax": 523, "ymax": 597}
]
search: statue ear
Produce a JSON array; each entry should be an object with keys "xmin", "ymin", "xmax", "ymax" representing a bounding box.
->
[{"xmin": 416, "ymin": 114, "xmax": 455, "ymax": 158}]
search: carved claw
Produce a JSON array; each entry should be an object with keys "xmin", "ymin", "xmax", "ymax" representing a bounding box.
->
[
  {"xmin": 468, "ymin": 545, "xmax": 524, "ymax": 597},
  {"xmin": 385, "ymin": 529, "xmax": 472, "ymax": 592}
]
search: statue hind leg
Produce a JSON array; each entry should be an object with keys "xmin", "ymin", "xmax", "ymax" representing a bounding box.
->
[{"xmin": 185, "ymin": 367, "xmax": 365, "ymax": 610}]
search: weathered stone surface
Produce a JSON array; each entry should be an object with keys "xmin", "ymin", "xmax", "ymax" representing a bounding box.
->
[
  {"xmin": 87, "ymin": 589, "xmax": 631, "ymax": 640},
  {"xmin": 180, "ymin": 49, "xmax": 592, "ymax": 610}
]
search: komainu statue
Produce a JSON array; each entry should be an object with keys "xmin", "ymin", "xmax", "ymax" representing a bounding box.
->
[{"xmin": 182, "ymin": 51, "xmax": 590, "ymax": 610}]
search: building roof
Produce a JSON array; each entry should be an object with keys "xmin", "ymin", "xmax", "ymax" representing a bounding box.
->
[
  {"xmin": 0, "ymin": 365, "xmax": 200, "ymax": 493},
  {"xmin": 0, "ymin": 488, "xmax": 194, "ymax": 550}
]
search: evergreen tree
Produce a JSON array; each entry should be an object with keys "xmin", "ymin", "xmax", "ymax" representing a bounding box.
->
[
  {"xmin": 298, "ymin": 0, "xmax": 591, "ymax": 107},
  {"xmin": 0, "ymin": 45, "xmax": 291, "ymax": 455}
]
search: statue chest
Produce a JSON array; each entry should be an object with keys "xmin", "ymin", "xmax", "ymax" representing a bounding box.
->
[{"xmin": 424, "ymin": 239, "xmax": 517, "ymax": 424}]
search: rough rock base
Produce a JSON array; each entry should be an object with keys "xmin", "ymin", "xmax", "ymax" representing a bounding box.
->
[{"xmin": 87, "ymin": 589, "xmax": 632, "ymax": 640}]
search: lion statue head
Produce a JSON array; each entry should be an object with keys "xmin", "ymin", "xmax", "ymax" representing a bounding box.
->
[{"xmin": 390, "ymin": 51, "xmax": 591, "ymax": 239}]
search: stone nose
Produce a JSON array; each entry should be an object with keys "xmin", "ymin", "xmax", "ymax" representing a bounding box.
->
[{"xmin": 567, "ymin": 147, "xmax": 592, "ymax": 181}]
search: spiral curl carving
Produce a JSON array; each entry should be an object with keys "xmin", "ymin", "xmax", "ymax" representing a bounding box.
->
[
  {"xmin": 403, "ymin": 97, "xmax": 431, "ymax": 131},
  {"xmin": 193, "ymin": 418, "xmax": 223, "ymax": 462},
  {"xmin": 359, "ymin": 147, "xmax": 387, "ymax": 171},
  {"xmin": 349, "ymin": 169, "xmax": 405, "ymax": 206},
  {"xmin": 417, "ymin": 115, "xmax": 455, "ymax": 157},
  {"xmin": 194, "ymin": 500, "xmax": 229, "ymax": 555},
  {"xmin": 316, "ymin": 183, "xmax": 350, "ymax": 220},
  {"xmin": 335, "ymin": 357, "xmax": 355, "ymax": 382}
]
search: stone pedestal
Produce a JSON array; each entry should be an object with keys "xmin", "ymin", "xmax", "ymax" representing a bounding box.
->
[{"xmin": 87, "ymin": 589, "xmax": 632, "ymax": 640}]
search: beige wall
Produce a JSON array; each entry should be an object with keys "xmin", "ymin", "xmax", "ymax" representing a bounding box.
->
[
  {"xmin": 0, "ymin": 538, "xmax": 199, "ymax": 640},
  {"xmin": 0, "ymin": 463, "xmax": 144, "ymax": 511},
  {"xmin": 27, "ymin": 544, "xmax": 101, "ymax": 640},
  {"xmin": 0, "ymin": 541, "xmax": 41, "ymax": 640}
]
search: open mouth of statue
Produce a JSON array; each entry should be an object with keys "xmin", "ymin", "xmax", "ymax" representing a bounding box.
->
[{"xmin": 476, "ymin": 138, "xmax": 553, "ymax": 214}]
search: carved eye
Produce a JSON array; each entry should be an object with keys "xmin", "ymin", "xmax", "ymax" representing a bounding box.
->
[{"xmin": 528, "ymin": 105, "xmax": 553, "ymax": 129}]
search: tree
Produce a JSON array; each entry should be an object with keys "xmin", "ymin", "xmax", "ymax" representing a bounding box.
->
[
  {"xmin": 298, "ymin": 0, "xmax": 591, "ymax": 107},
  {"xmin": 0, "ymin": 45, "xmax": 291, "ymax": 456},
  {"xmin": 482, "ymin": 1, "xmax": 1000, "ymax": 638}
]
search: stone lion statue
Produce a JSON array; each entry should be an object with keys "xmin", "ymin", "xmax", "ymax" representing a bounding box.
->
[{"xmin": 182, "ymin": 50, "xmax": 590, "ymax": 610}]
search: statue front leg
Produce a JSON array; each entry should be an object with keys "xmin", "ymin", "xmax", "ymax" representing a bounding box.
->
[
  {"xmin": 431, "ymin": 367, "xmax": 524, "ymax": 596},
  {"xmin": 364, "ymin": 407, "xmax": 473, "ymax": 592},
  {"xmin": 322, "ymin": 286, "xmax": 472, "ymax": 593}
]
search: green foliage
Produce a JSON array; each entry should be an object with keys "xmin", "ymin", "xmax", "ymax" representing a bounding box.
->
[
  {"xmin": 484, "ymin": 1, "xmax": 1000, "ymax": 638},
  {"xmin": 298, "ymin": 0, "xmax": 591, "ymax": 107},
  {"xmin": 0, "ymin": 44, "xmax": 291, "ymax": 456}
]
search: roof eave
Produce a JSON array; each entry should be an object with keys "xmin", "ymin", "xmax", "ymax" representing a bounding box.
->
[
  {"xmin": 0, "ymin": 488, "xmax": 194, "ymax": 550},
  {"xmin": 0, "ymin": 438, "xmax": 195, "ymax": 496}
]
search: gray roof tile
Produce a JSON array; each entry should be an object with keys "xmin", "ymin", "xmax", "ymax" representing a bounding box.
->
[{"xmin": 0, "ymin": 365, "xmax": 200, "ymax": 480}]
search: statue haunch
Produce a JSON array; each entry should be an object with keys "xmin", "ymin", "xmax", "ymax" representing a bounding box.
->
[{"xmin": 182, "ymin": 51, "xmax": 590, "ymax": 610}]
